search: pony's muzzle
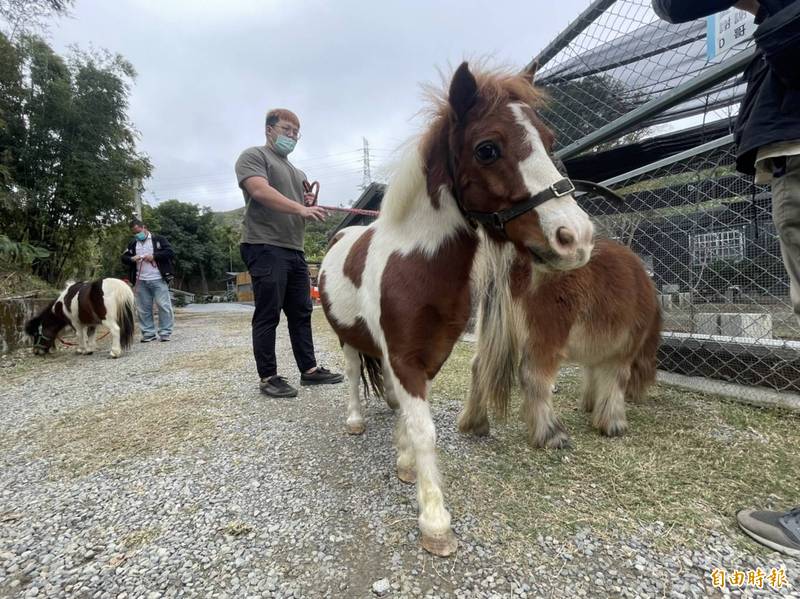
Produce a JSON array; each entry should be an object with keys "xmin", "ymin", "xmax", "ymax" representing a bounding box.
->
[{"xmin": 548, "ymin": 221, "xmax": 594, "ymax": 268}]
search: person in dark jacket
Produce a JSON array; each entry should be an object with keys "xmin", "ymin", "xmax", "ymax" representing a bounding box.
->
[
  {"xmin": 654, "ymin": 0, "xmax": 800, "ymax": 559},
  {"xmin": 121, "ymin": 218, "xmax": 176, "ymax": 342}
]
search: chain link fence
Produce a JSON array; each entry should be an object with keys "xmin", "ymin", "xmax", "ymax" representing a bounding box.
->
[
  {"xmin": 535, "ymin": 0, "xmax": 800, "ymax": 397},
  {"xmin": 337, "ymin": 0, "xmax": 800, "ymax": 399}
]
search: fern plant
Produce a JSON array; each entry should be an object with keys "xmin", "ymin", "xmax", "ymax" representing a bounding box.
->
[{"xmin": 0, "ymin": 235, "xmax": 50, "ymax": 266}]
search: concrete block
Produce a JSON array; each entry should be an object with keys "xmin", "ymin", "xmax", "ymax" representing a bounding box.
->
[
  {"xmin": 719, "ymin": 313, "xmax": 773, "ymax": 339},
  {"xmin": 694, "ymin": 313, "xmax": 719, "ymax": 335}
]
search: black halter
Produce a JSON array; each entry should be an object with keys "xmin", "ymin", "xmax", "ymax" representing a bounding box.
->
[
  {"xmin": 463, "ymin": 178, "xmax": 576, "ymax": 230},
  {"xmin": 33, "ymin": 324, "xmax": 53, "ymax": 350},
  {"xmin": 458, "ymin": 177, "xmax": 624, "ymax": 233},
  {"xmin": 447, "ymin": 144, "xmax": 625, "ymax": 233}
]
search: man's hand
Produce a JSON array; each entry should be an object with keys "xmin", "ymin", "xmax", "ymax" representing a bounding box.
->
[
  {"xmin": 303, "ymin": 192, "xmax": 317, "ymax": 207},
  {"xmin": 301, "ymin": 206, "xmax": 328, "ymax": 222},
  {"xmin": 734, "ymin": 0, "xmax": 760, "ymax": 16},
  {"xmin": 143, "ymin": 254, "xmax": 155, "ymax": 264}
]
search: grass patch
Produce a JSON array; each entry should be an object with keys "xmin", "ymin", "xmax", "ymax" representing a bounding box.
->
[
  {"xmin": 222, "ymin": 520, "xmax": 254, "ymax": 537},
  {"xmin": 435, "ymin": 342, "xmax": 800, "ymax": 557},
  {"xmin": 31, "ymin": 387, "xmax": 219, "ymax": 477},
  {"xmin": 121, "ymin": 527, "xmax": 162, "ymax": 549},
  {"xmin": 160, "ymin": 346, "xmax": 249, "ymax": 373},
  {"xmin": 0, "ymin": 268, "xmax": 58, "ymax": 298}
]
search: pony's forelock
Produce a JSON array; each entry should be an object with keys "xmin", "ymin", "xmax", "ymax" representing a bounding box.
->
[{"xmin": 421, "ymin": 64, "xmax": 548, "ymax": 128}]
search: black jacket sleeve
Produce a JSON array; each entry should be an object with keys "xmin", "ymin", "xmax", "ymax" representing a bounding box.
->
[
  {"xmin": 652, "ymin": 0, "xmax": 738, "ymax": 23},
  {"xmin": 121, "ymin": 241, "xmax": 136, "ymax": 266},
  {"xmin": 152, "ymin": 235, "xmax": 176, "ymax": 261}
]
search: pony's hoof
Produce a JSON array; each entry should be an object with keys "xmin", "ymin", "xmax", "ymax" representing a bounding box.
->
[
  {"xmin": 530, "ymin": 420, "xmax": 572, "ymax": 449},
  {"xmin": 397, "ymin": 466, "xmax": 416, "ymax": 484},
  {"xmin": 421, "ymin": 530, "xmax": 458, "ymax": 557},
  {"xmin": 109, "ymin": 352, "xmax": 121, "ymax": 359},
  {"xmin": 533, "ymin": 427, "xmax": 572, "ymax": 450},
  {"xmin": 601, "ymin": 422, "xmax": 627, "ymax": 437},
  {"xmin": 346, "ymin": 422, "xmax": 365, "ymax": 435},
  {"xmin": 457, "ymin": 414, "xmax": 490, "ymax": 437},
  {"xmin": 86, "ymin": 351, "xmax": 94, "ymax": 355}
]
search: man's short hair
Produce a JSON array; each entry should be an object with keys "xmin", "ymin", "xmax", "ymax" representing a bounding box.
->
[
  {"xmin": 130, "ymin": 218, "xmax": 144, "ymax": 228},
  {"xmin": 265, "ymin": 108, "xmax": 300, "ymax": 129}
]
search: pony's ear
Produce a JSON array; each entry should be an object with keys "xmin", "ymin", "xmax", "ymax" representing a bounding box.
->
[
  {"xmin": 521, "ymin": 60, "xmax": 539, "ymax": 85},
  {"xmin": 449, "ymin": 62, "xmax": 478, "ymax": 123}
]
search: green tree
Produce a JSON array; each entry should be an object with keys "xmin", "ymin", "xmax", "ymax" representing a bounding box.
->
[
  {"xmin": 0, "ymin": 34, "xmax": 150, "ymax": 283},
  {"xmin": 149, "ymin": 199, "xmax": 228, "ymax": 293},
  {"xmin": 0, "ymin": 0, "xmax": 72, "ymax": 38},
  {"xmin": 304, "ymin": 214, "xmax": 345, "ymax": 263},
  {"xmin": 541, "ymin": 74, "xmax": 648, "ymax": 150}
]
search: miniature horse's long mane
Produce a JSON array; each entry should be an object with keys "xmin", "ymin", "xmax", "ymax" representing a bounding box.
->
[
  {"xmin": 379, "ymin": 66, "xmax": 552, "ymax": 226},
  {"xmin": 420, "ymin": 66, "xmax": 549, "ymax": 125}
]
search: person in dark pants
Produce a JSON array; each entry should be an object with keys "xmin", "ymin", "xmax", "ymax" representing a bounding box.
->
[
  {"xmin": 653, "ymin": 0, "xmax": 800, "ymax": 558},
  {"xmin": 235, "ymin": 108, "xmax": 343, "ymax": 398}
]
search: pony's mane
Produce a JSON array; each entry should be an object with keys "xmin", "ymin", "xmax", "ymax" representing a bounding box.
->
[
  {"xmin": 421, "ymin": 66, "xmax": 548, "ymax": 126},
  {"xmin": 378, "ymin": 66, "xmax": 550, "ymax": 224}
]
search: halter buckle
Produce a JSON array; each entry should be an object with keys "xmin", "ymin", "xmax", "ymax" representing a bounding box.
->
[{"xmin": 550, "ymin": 179, "xmax": 575, "ymax": 198}]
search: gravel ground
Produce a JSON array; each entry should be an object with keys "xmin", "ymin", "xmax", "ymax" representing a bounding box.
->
[{"xmin": 1, "ymin": 306, "xmax": 798, "ymax": 598}]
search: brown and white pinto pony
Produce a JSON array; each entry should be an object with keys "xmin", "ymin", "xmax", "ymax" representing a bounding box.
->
[
  {"xmin": 25, "ymin": 278, "xmax": 135, "ymax": 358},
  {"xmin": 459, "ymin": 236, "xmax": 661, "ymax": 449},
  {"xmin": 319, "ymin": 62, "xmax": 595, "ymax": 556}
]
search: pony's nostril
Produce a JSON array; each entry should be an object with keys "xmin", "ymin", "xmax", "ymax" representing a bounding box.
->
[{"xmin": 556, "ymin": 227, "xmax": 575, "ymax": 248}]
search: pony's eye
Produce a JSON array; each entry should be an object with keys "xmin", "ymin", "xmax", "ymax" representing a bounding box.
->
[{"xmin": 474, "ymin": 141, "xmax": 501, "ymax": 165}]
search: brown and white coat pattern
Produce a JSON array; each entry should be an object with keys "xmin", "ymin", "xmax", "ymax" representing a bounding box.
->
[{"xmin": 319, "ymin": 63, "xmax": 595, "ymax": 556}]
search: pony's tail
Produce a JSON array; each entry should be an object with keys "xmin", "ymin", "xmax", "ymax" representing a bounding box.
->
[
  {"xmin": 472, "ymin": 240, "xmax": 522, "ymax": 421},
  {"xmin": 359, "ymin": 354, "xmax": 384, "ymax": 399},
  {"xmin": 118, "ymin": 285, "xmax": 135, "ymax": 350},
  {"xmin": 626, "ymin": 302, "xmax": 662, "ymax": 403}
]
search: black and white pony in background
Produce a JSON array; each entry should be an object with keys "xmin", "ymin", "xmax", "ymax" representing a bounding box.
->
[{"xmin": 25, "ymin": 278, "xmax": 135, "ymax": 358}]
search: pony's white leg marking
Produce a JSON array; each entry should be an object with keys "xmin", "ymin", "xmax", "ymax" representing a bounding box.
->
[
  {"xmin": 398, "ymin": 386, "xmax": 457, "ymax": 556},
  {"xmin": 86, "ymin": 327, "xmax": 97, "ymax": 354},
  {"xmin": 342, "ymin": 344, "xmax": 365, "ymax": 435},
  {"xmin": 383, "ymin": 360, "xmax": 400, "ymax": 410},
  {"xmin": 519, "ymin": 355, "xmax": 571, "ymax": 449},
  {"xmin": 592, "ymin": 364, "xmax": 629, "ymax": 437},
  {"xmin": 394, "ymin": 410, "xmax": 415, "ymax": 484},
  {"xmin": 457, "ymin": 354, "xmax": 491, "ymax": 436},
  {"xmin": 75, "ymin": 325, "xmax": 88, "ymax": 355},
  {"xmin": 107, "ymin": 320, "xmax": 122, "ymax": 358}
]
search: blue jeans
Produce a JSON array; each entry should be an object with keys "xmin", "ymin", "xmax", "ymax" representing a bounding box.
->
[{"xmin": 135, "ymin": 278, "xmax": 174, "ymax": 339}]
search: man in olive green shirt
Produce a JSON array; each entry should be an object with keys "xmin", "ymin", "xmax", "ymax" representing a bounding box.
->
[{"xmin": 236, "ymin": 108, "xmax": 343, "ymax": 397}]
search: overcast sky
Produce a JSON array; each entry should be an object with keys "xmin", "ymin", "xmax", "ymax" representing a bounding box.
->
[{"xmin": 47, "ymin": 0, "xmax": 588, "ymax": 213}]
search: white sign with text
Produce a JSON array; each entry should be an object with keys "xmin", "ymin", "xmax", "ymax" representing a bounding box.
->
[{"xmin": 706, "ymin": 8, "xmax": 757, "ymax": 60}]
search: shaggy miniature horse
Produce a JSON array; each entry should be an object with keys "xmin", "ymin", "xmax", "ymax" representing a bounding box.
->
[
  {"xmin": 459, "ymin": 236, "xmax": 661, "ymax": 448},
  {"xmin": 319, "ymin": 62, "xmax": 595, "ymax": 556},
  {"xmin": 25, "ymin": 278, "xmax": 135, "ymax": 358}
]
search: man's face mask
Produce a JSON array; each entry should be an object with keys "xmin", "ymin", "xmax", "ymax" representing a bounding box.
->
[
  {"xmin": 274, "ymin": 134, "xmax": 297, "ymax": 156},
  {"xmin": 135, "ymin": 231, "xmax": 146, "ymax": 241}
]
